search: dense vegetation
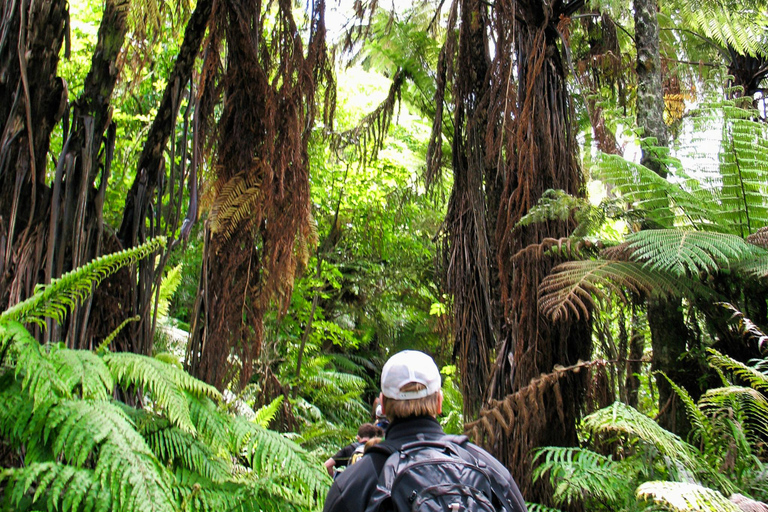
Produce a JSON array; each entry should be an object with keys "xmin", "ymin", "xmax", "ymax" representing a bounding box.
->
[{"xmin": 2, "ymin": 0, "xmax": 768, "ymax": 511}]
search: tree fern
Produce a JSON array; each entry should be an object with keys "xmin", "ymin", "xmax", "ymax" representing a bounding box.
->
[
  {"xmin": 0, "ymin": 238, "xmax": 329, "ymax": 511},
  {"xmin": 0, "ymin": 236, "xmax": 165, "ymax": 328}
]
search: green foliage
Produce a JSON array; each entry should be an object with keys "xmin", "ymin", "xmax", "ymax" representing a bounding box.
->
[
  {"xmin": 0, "ymin": 245, "xmax": 330, "ymax": 512},
  {"xmin": 539, "ymin": 94, "xmax": 768, "ymax": 321},
  {"xmin": 532, "ymin": 348, "xmax": 768, "ymax": 511},
  {"xmin": 1, "ymin": 237, "xmax": 166, "ymax": 328}
]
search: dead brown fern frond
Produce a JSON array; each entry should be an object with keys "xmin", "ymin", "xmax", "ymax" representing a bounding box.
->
[
  {"xmin": 746, "ymin": 226, "xmax": 768, "ymax": 249},
  {"xmin": 538, "ymin": 260, "xmax": 685, "ymax": 322}
]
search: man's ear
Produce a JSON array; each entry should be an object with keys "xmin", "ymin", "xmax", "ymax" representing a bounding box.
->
[
  {"xmin": 437, "ymin": 390, "xmax": 443, "ymax": 415},
  {"xmin": 378, "ymin": 392, "xmax": 385, "ymax": 414}
]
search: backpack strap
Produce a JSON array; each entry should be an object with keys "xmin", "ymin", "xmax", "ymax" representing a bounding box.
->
[{"xmin": 366, "ymin": 434, "xmax": 471, "ymax": 476}]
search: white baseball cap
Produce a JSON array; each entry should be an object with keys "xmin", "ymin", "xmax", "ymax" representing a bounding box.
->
[{"xmin": 380, "ymin": 350, "xmax": 441, "ymax": 400}]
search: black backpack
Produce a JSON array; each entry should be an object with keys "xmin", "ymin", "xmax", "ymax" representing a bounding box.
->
[{"xmin": 364, "ymin": 434, "xmax": 514, "ymax": 512}]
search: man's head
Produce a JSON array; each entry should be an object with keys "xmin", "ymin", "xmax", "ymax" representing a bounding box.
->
[
  {"xmin": 356, "ymin": 423, "xmax": 380, "ymax": 441},
  {"xmin": 379, "ymin": 350, "xmax": 442, "ymax": 421}
]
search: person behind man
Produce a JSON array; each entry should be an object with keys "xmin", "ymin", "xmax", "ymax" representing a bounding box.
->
[
  {"xmin": 324, "ymin": 422, "xmax": 381, "ymax": 476},
  {"xmin": 323, "ymin": 350, "xmax": 528, "ymax": 512}
]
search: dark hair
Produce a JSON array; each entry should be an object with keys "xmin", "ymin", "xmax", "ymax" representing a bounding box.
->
[{"xmin": 357, "ymin": 423, "xmax": 379, "ymax": 439}]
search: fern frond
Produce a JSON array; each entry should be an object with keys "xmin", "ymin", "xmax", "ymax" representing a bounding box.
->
[
  {"xmin": 95, "ymin": 315, "xmax": 140, "ymax": 354},
  {"xmin": 187, "ymin": 393, "xmax": 231, "ymax": 452},
  {"xmin": 209, "ymin": 171, "xmax": 265, "ymax": 240},
  {"xmin": 707, "ymin": 349, "xmax": 768, "ymax": 393},
  {"xmin": 674, "ymin": 2, "xmax": 768, "ymax": 59},
  {"xmin": 592, "ymin": 152, "xmax": 712, "ymax": 227},
  {"xmin": 699, "ymin": 386, "xmax": 768, "ymax": 443},
  {"xmin": 44, "ymin": 399, "xmax": 175, "ymax": 512},
  {"xmin": 105, "ymin": 352, "xmax": 221, "ymax": 433},
  {"xmin": 636, "ymin": 481, "xmax": 741, "ymax": 512},
  {"xmin": 153, "ymin": 264, "xmax": 183, "ymax": 320},
  {"xmin": 49, "ymin": 346, "xmax": 113, "ymax": 400},
  {"xmin": 0, "ymin": 377, "xmax": 54, "ymax": 463},
  {"xmin": 626, "ymin": 230, "xmax": 763, "ymax": 276},
  {"xmin": 172, "ymin": 468, "xmax": 295, "ymax": 512},
  {"xmin": 5, "ymin": 321, "xmax": 70, "ymax": 406},
  {"xmin": 538, "ymin": 260, "xmax": 689, "ymax": 321},
  {"xmin": 230, "ymin": 417, "xmax": 330, "ymax": 508},
  {"xmin": 717, "ymin": 303, "xmax": 768, "ymax": 354},
  {"xmin": 659, "ymin": 372, "xmax": 713, "ymax": 447},
  {"xmin": 143, "ymin": 420, "xmax": 230, "ymax": 481},
  {"xmin": 0, "ymin": 237, "xmax": 165, "ymax": 328},
  {"xmin": 583, "ymin": 402, "xmax": 701, "ymax": 474},
  {"xmin": 0, "ymin": 462, "xmax": 110, "ymax": 512},
  {"xmin": 532, "ymin": 446, "xmax": 633, "ymax": 507},
  {"xmin": 734, "ymin": 253, "xmax": 768, "ymax": 280},
  {"xmin": 254, "ymin": 395, "xmax": 284, "ymax": 428},
  {"xmin": 525, "ymin": 504, "xmax": 564, "ymax": 512}
]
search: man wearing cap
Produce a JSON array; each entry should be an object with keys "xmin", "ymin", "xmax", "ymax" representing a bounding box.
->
[{"xmin": 322, "ymin": 349, "xmax": 528, "ymax": 512}]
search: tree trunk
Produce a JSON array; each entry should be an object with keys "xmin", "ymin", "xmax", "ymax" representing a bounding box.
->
[
  {"xmin": 0, "ymin": 0, "xmax": 68, "ymax": 310},
  {"xmin": 430, "ymin": 0, "xmax": 592, "ymax": 502},
  {"xmin": 634, "ymin": 0, "xmax": 696, "ymax": 435}
]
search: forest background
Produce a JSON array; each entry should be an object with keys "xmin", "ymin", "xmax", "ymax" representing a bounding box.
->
[{"xmin": 2, "ymin": 0, "xmax": 768, "ymax": 511}]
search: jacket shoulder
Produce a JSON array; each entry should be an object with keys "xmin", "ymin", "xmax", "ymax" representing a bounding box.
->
[{"xmin": 322, "ymin": 455, "xmax": 378, "ymax": 512}]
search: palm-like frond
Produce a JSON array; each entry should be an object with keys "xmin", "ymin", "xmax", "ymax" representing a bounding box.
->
[
  {"xmin": 105, "ymin": 352, "xmax": 221, "ymax": 433},
  {"xmin": 627, "ymin": 230, "xmax": 764, "ymax": 276},
  {"xmin": 0, "ymin": 237, "xmax": 165, "ymax": 328},
  {"xmin": 672, "ymin": 0, "xmax": 768, "ymax": 59},
  {"xmin": 636, "ymin": 481, "xmax": 741, "ymax": 512},
  {"xmin": 538, "ymin": 260, "xmax": 692, "ymax": 321}
]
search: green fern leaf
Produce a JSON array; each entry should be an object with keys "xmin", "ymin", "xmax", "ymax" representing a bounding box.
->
[
  {"xmin": 143, "ymin": 419, "xmax": 230, "ymax": 481},
  {"xmin": 0, "ymin": 462, "xmax": 111, "ymax": 512},
  {"xmin": 707, "ymin": 348, "xmax": 768, "ymax": 393},
  {"xmin": 627, "ymin": 230, "xmax": 763, "ymax": 276},
  {"xmin": 0, "ymin": 237, "xmax": 165, "ymax": 328},
  {"xmin": 636, "ymin": 481, "xmax": 741, "ymax": 512},
  {"xmin": 95, "ymin": 315, "xmax": 140, "ymax": 354},
  {"xmin": 532, "ymin": 446, "xmax": 634, "ymax": 507},
  {"xmin": 659, "ymin": 372, "xmax": 713, "ymax": 447},
  {"xmin": 49, "ymin": 346, "xmax": 113, "ymax": 400},
  {"xmin": 254, "ymin": 395, "xmax": 284, "ymax": 428},
  {"xmin": 105, "ymin": 352, "xmax": 221, "ymax": 433}
]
